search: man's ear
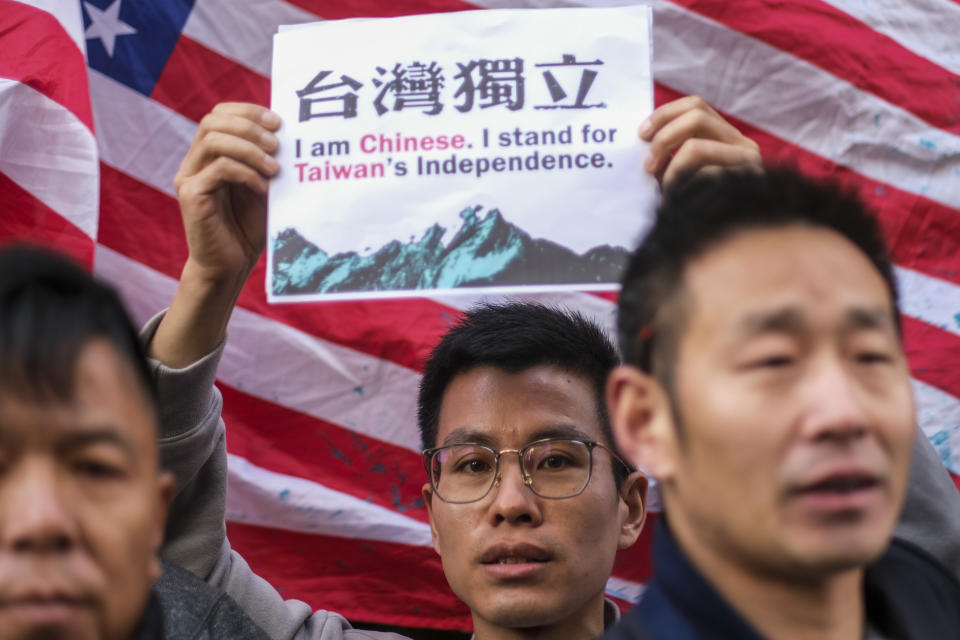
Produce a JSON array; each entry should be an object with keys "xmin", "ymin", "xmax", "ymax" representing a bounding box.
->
[
  {"xmin": 617, "ymin": 470, "xmax": 649, "ymax": 550},
  {"xmin": 606, "ymin": 364, "xmax": 678, "ymax": 482},
  {"xmin": 149, "ymin": 471, "xmax": 177, "ymax": 583},
  {"xmin": 422, "ymin": 482, "xmax": 442, "ymax": 553}
]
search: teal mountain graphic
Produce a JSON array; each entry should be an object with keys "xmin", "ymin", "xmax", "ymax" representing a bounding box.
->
[{"xmin": 272, "ymin": 206, "xmax": 630, "ymax": 295}]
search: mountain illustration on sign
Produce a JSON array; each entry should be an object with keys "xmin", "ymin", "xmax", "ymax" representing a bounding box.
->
[{"xmin": 271, "ymin": 206, "xmax": 630, "ymax": 295}]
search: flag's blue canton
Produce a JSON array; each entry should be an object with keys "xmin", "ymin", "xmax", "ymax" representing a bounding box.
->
[{"xmin": 81, "ymin": 0, "xmax": 196, "ymax": 96}]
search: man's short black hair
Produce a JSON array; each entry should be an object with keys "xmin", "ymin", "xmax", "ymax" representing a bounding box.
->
[
  {"xmin": 418, "ymin": 302, "xmax": 629, "ymax": 484},
  {"xmin": 618, "ymin": 166, "xmax": 899, "ymax": 388},
  {"xmin": 0, "ymin": 245, "xmax": 156, "ymax": 410}
]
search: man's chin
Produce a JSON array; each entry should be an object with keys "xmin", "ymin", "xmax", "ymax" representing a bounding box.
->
[
  {"xmin": 783, "ymin": 534, "xmax": 890, "ymax": 578},
  {"xmin": 472, "ymin": 590, "xmax": 568, "ymax": 630},
  {"xmin": 0, "ymin": 620, "xmax": 96, "ymax": 640}
]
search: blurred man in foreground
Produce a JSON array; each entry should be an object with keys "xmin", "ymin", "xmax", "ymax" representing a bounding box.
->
[
  {"xmin": 0, "ymin": 247, "xmax": 268, "ymax": 640},
  {"xmin": 605, "ymin": 168, "xmax": 960, "ymax": 639}
]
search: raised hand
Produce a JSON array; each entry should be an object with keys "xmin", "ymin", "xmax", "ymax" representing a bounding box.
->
[{"xmin": 640, "ymin": 95, "xmax": 761, "ymax": 188}]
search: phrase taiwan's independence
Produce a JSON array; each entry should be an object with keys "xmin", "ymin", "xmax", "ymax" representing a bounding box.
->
[{"xmin": 268, "ymin": 7, "xmax": 656, "ymax": 302}]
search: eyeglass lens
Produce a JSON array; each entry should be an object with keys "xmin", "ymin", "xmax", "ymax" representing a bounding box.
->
[{"xmin": 430, "ymin": 440, "xmax": 592, "ymax": 502}]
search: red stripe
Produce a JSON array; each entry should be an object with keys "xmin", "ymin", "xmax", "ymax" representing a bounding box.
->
[
  {"xmin": 653, "ymin": 84, "xmax": 960, "ymax": 289},
  {"xmin": 667, "ymin": 0, "xmax": 960, "ymax": 135},
  {"xmin": 225, "ymin": 521, "xmax": 472, "ymax": 630},
  {"xmin": 151, "ymin": 35, "xmax": 270, "ymax": 123},
  {"xmin": 220, "ymin": 383, "xmax": 429, "ymax": 522},
  {"xmin": 0, "ymin": 172, "xmax": 94, "ymax": 267},
  {"xmin": 902, "ymin": 315, "xmax": 960, "ymax": 401},
  {"xmin": 0, "ymin": 0, "xmax": 93, "ymax": 132},
  {"xmin": 285, "ymin": 0, "xmax": 478, "ymax": 19},
  {"xmin": 97, "ymin": 164, "xmax": 463, "ymax": 373},
  {"xmin": 952, "ymin": 471, "xmax": 960, "ymax": 493}
]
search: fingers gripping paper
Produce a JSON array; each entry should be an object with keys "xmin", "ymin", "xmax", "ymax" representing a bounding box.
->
[{"xmin": 268, "ymin": 7, "xmax": 656, "ymax": 302}]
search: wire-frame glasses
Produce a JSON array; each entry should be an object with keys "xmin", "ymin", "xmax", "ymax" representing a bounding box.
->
[{"xmin": 422, "ymin": 437, "xmax": 632, "ymax": 504}]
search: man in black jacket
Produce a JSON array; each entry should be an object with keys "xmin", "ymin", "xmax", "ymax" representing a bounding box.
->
[
  {"xmin": 604, "ymin": 167, "xmax": 960, "ymax": 639},
  {"xmin": 0, "ymin": 246, "xmax": 268, "ymax": 640}
]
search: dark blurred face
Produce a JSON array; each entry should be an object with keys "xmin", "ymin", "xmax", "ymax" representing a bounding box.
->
[
  {"xmin": 649, "ymin": 226, "xmax": 915, "ymax": 579},
  {"xmin": 423, "ymin": 365, "xmax": 644, "ymax": 636},
  {"xmin": 0, "ymin": 339, "xmax": 172, "ymax": 640}
]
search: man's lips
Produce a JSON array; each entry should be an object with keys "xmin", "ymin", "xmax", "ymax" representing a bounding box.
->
[
  {"xmin": 479, "ymin": 542, "xmax": 553, "ymax": 579},
  {"xmin": 0, "ymin": 593, "xmax": 93, "ymax": 627},
  {"xmin": 788, "ymin": 468, "xmax": 884, "ymax": 513},
  {"xmin": 480, "ymin": 542, "xmax": 552, "ymax": 565}
]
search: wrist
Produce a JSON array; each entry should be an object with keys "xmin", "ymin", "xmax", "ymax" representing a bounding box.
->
[{"xmin": 179, "ymin": 257, "xmax": 252, "ymax": 302}]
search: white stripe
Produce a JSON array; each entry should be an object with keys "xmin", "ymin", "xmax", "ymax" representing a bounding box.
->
[
  {"xmin": 89, "ymin": 69, "xmax": 193, "ymax": 198},
  {"xmin": 183, "ymin": 0, "xmax": 320, "ymax": 77},
  {"xmin": 94, "ymin": 244, "xmax": 425, "ymax": 453},
  {"xmin": 896, "ymin": 266, "xmax": 960, "ymax": 339},
  {"xmin": 224, "ymin": 453, "xmax": 434, "ymax": 545},
  {"xmin": 15, "ymin": 0, "xmax": 88, "ymax": 58},
  {"xmin": 913, "ymin": 378, "xmax": 960, "ymax": 474},
  {"xmin": 823, "ymin": 0, "xmax": 960, "ymax": 77},
  {"xmin": 605, "ymin": 575, "xmax": 645, "ymax": 604},
  {"xmin": 0, "ymin": 79, "xmax": 99, "ymax": 239},
  {"xmin": 468, "ymin": 0, "xmax": 960, "ymax": 211}
]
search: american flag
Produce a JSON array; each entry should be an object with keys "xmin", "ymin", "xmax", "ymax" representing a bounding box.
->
[{"xmin": 2, "ymin": 0, "xmax": 958, "ymax": 632}]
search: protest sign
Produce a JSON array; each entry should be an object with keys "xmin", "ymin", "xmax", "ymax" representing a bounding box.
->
[{"xmin": 268, "ymin": 6, "xmax": 656, "ymax": 302}]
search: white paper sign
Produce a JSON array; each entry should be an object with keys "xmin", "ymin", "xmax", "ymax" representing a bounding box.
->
[{"xmin": 268, "ymin": 6, "xmax": 656, "ymax": 302}]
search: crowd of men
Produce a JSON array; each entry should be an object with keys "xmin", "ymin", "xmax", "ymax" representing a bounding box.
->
[{"xmin": 2, "ymin": 93, "xmax": 959, "ymax": 640}]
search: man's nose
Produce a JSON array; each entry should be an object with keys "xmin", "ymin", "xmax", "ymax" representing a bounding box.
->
[
  {"xmin": 1, "ymin": 460, "xmax": 78, "ymax": 553},
  {"xmin": 802, "ymin": 358, "xmax": 869, "ymax": 443},
  {"xmin": 488, "ymin": 455, "xmax": 543, "ymax": 526}
]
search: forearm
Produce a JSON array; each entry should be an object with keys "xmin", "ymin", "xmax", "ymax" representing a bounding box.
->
[
  {"xmin": 150, "ymin": 258, "xmax": 250, "ymax": 369},
  {"xmin": 142, "ymin": 311, "xmax": 230, "ymax": 577}
]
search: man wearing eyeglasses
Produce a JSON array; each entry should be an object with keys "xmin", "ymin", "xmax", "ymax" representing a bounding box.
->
[{"xmin": 418, "ymin": 303, "xmax": 648, "ymax": 639}]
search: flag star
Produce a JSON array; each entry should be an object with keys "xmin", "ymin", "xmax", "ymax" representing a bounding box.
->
[{"xmin": 83, "ymin": 0, "xmax": 137, "ymax": 58}]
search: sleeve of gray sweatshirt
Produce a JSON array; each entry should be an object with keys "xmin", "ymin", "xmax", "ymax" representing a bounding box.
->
[
  {"xmin": 142, "ymin": 313, "xmax": 409, "ymax": 640},
  {"xmin": 895, "ymin": 427, "xmax": 960, "ymax": 580}
]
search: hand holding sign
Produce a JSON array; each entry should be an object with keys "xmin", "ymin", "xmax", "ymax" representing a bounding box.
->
[
  {"xmin": 640, "ymin": 95, "xmax": 762, "ymax": 188},
  {"xmin": 174, "ymin": 102, "xmax": 281, "ymax": 284}
]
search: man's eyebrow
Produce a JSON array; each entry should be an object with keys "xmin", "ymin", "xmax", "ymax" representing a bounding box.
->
[
  {"xmin": 55, "ymin": 428, "xmax": 137, "ymax": 461},
  {"xmin": 843, "ymin": 307, "xmax": 896, "ymax": 332},
  {"xmin": 735, "ymin": 307, "xmax": 806, "ymax": 339},
  {"xmin": 441, "ymin": 428, "xmax": 497, "ymax": 447},
  {"xmin": 528, "ymin": 424, "xmax": 595, "ymax": 442},
  {"xmin": 439, "ymin": 424, "xmax": 595, "ymax": 448}
]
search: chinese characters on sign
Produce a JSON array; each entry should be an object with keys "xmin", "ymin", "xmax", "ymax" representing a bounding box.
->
[{"xmin": 297, "ymin": 55, "xmax": 606, "ymax": 121}]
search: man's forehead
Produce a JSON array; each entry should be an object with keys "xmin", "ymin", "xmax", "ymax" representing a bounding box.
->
[
  {"xmin": 682, "ymin": 226, "xmax": 892, "ymax": 318},
  {"xmin": 0, "ymin": 339, "xmax": 157, "ymax": 447},
  {"xmin": 436, "ymin": 364, "xmax": 603, "ymax": 445}
]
